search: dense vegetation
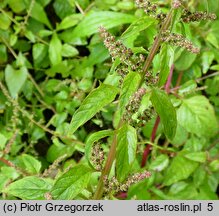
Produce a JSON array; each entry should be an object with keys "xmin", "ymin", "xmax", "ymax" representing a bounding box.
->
[{"xmin": 0, "ymin": 0, "xmax": 219, "ymax": 200}]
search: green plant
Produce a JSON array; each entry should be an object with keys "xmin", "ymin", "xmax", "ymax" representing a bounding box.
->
[{"xmin": 0, "ymin": 0, "xmax": 219, "ymax": 200}]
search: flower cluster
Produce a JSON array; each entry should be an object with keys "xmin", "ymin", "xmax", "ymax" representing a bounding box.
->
[
  {"xmin": 172, "ymin": 0, "xmax": 182, "ymax": 9},
  {"xmin": 161, "ymin": 31, "xmax": 200, "ymax": 54},
  {"xmin": 42, "ymin": 154, "xmax": 67, "ymax": 178},
  {"xmin": 135, "ymin": 0, "xmax": 157, "ymax": 15},
  {"xmin": 123, "ymin": 88, "xmax": 146, "ymax": 122},
  {"xmin": 136, "ymin": 0, "xmax": 167, "ymax": 21},
  {"xmin": 99, "ymin": 26, "xmax": 145, "ymax": 76},
  {"xmin": 103, "ymin": 170, "xmax": 151, "ymax": 195},
  {"xmin": 99, "ymin": 26, "xmax": 133, "ymax": 64},
  {"xmin": 182, "ymin": 10, "xmax": 217, "ymax": 23},
  {"xmin": 135, "ymin": 107, "xmax": 155, "ymax": 128},
  {"xmin": 90, "ymin": 142, "xmax": 105, "ymax": 171},
  {"xmin": 145, "ymin": 71, "xmax": 159, "ymax": 85}
]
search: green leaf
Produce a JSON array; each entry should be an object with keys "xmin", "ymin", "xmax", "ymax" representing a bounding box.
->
[
  {"xmin": 0, "ymin": 11, "xmax": 11, "ymax": 30},
  {"xmin": 169, "ymin": 124, "xmax": 188, "ymax": 146},
  {"xmin": 31, "ymin": 1, "xmax": 52, "ymax": 29},
  {"xmin": 163, "ymin": 152, "xmax": 199, "ymax": 186},
  {"xmin": 201, "ymin": 51, "xmax": 214, "ymax": 74},
  {"xmin": 49, "ymin": 33, "xmax": 62, "ymax": 66},
  {"xmin": 46, "ymin": 138, "xmax": 76, "ymax": 163},
  {"xmin": 7, "ymin": 0, "xmax": 26, "ymax": 13},
  {"xmin": 168, "ymin": 182, "xmax": 198, "ymax": 199},
  {"xmin": 197, "ymin": 179, "xmax": 218, "ymax": 200},
  {"xmin": 121, "ymin": 16, "xmax": 155, "ymax": 48},
  {"xmin": 116, "ymin": 124, "xmax": 137, "ymax": 182},
  {"xmin": 150, "ymin": 88, "xmax": 177, "ymax": 140},
  {"xmin": 209, "ymin": 160, "xmax": 219, "ymax": 172},
  {"xmin": 51, "ymin": 164, "xmax": 92, "ymax": 199},
  {"xmin": 178, "ymin": 80, "xmax": 197, "ymax": 94},
  {"xmin": 32, "ymin": 43, "xmax": 48, "ymax": 68},
  {"xmin": 0, "ymin": 175, "xmax": 9, "ymax": 192},
  {"xmin": 1, "ymin": 167, "xmax": 19, "ymax": 180},
  {"xmin": 119, "ymin": 71, "xmax": 141, "ymax": 117},
  {"xmin": 53, "ymin": 0, "xmax": 74, "ymax": 19},
  {"xmin": 68, "ymin": 83, "xmax": 119, "ymax": 135},
  {"xmin": 158, "ymin": 44, "xmax": 174, "ymax": 86},
  {"xmin": 86, "ymin": 43, "xmax": 109, "ymax": 66},
  {"xmin": 175, "ymin": 50, "xmax": 197, "ymax": 71},
  {"xmin": 68, "ymin": 11, "xmax": 136, "ymax": 40},
  {"xmin": 57, "ymin": 14, "xmax": 83, "ymax": 30},
  {"xmin": 61, "ymin": 44, "xmax": 79, "ymax": 57},
  {"xmin": 0, "ymin": 44, "xmax": 7, "ymax": 63},
  {"xmin": 16, "ymin": 154, "xmax": 42, "ymax": 174},
  {"xmin": 149, "ymin": 154, "xmax": 169, "ymax": 171},
  {"xmin": 3, "ymin": 177, "xmax": 52, "ymax": 199},
  {"xmin": 177, "ymin": 96, "xmax": 218, "ymax": 137},
  {"xmin": 206, "ymin": 32, "xmax": 219, "ymax": 48},
  {"xmin": 85, "ymin": 130, "xmax": 114, "ymax": 168},
  {"xmin": 193, "ymin": 166, "xmax": 206, "ymax": 186},
  {"xmin": 5, "ymin": 65, "xmax": 28, "ymax": 98},
  {"xmin": 184, "ymin": 152, "xmax": 207, "ymax": 163}
]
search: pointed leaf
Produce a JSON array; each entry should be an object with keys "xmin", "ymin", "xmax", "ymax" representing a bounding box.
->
[
  {"xmin": 17, "ymin": 154, "xmax": 42, "ymax": 174},
  {"xmin": 184, "ymin": 152, "xmax": 207, "ymax": 163},
  {"xmin": 31, "ymin": 1, "xmax": 52, "ymax": 29},
  {"xmin": 149, "ymin": 154, "xmax": 169, "ymax": 171},
  {"xmin": 121, "ymin": 16, "xmax": 155, "ymax": 48},
  {"xmin": 51, "ymin": 164, "xmax": 92, "ymax": 199},
  {"xmin": 177, "ymin": 96, "xmax": 218, "ymax": 137},
  {"xmin": 49, "ymin": 33, "xmax": 62, "ymax": 66},
  {"xmin": 65, "ymin": 11, "xmax": 136, "ymax": 41},
  {"xmin": 158, "ymin": 44, "xmax": 174, "ymax": 86},
  {"xmin": 116, "ymin": 124, "xmax": 137, "ymax": 182},
  {"xmin": 3, "ymin": 177, "xmax": 52, "ymax": 199},
  {"xmin": 163, "ymin": 152, "xmax": 199, "ymax": 186},
  {"xmin": 57, "ymin": 14, "xmax": 83, "ymax": 30},
  {"xmin": 68, "ymin": 84, "xmax": 119, "ymax": 134},
  {"xmin": 150, "ymin": 88, "xmax": 177, "ymax": 140}
]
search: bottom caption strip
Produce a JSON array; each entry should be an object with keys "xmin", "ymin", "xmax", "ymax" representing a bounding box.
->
[{"xmin": 0, "ymin": 201, "xmax": 218, "ymax": 216}]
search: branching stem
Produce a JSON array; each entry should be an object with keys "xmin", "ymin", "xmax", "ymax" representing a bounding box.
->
[{"xmin": 93, "ymin": 6, "xmax": 174, "ymax": 200}]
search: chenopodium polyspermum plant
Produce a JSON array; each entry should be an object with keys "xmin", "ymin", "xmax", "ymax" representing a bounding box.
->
[
  {"xmin": 61, "ymin": 0, "xmax": 218, "ymax": 200},
  {"xmin": 3, "ymin": 0, "xmax": 215, "ymax": 201}
]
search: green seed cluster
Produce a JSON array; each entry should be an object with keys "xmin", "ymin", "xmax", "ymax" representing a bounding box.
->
[
  {"xmin": 99, "ymin": 26, "xmax": 145, "ymax": 76},
  {"xmin": 161, "ymin": 31, "xmax": 200, "ymax": 54},
  {"xmin": 182, "ymin": 10, "xmax": 217, "ymax": 23},
  {"xmin": 135, "ymin": 0, "xmax": 157, "ymax": 15},
  {"xmin": 103, "ymin": 170, "xmax": 151, "ymax": 195},
  {"xmin": 145, "ymin": 71, "xmax": 159, "ymax": 85},
  {"xmin": 90, "ymin": 142, "xmax": 104, "ymax": 171},
  {"xmin": 123, "ymin": 88, "xmax": 147, "ymax": 122},
  {"xmin": 134, "ymin": 107, "xmax": 155, "ymax": 128}
]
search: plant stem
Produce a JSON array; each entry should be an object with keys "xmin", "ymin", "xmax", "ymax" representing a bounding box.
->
[
  {"xmin": 93, "ymin": 122, "xmax": 121, "ymax": 199},
  {"xmin": 141, "ymin": 116, "xmax": 160, "ymax": 167},
  {"xmin": 93, "ymin": 6, "xmax": 174, "ymax": 200},
  {"xmin": 165, "ymin": 64, "xmax": 174, "ymax": 93},
  {"xmin": 140, "ymin": 8, "xmax": 174, "ymax": 85}
]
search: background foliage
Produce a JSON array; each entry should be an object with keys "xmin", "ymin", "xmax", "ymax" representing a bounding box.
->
[{"xmin": 0, "ymin": 0, "xmax": 219, "ymax": 200}]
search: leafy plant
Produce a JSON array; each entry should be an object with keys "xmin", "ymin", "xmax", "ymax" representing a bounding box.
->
[{"xmin": 0, "ymin": 0, "xmax": 219, "ymax": 200}]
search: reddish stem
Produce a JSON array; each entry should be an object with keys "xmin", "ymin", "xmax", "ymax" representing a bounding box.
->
[
  {"xmin": 116, "ymin": 192, "xmax": 128, "ymax": 199},
  {"xmin": 141, "ymin": 116, "xmax": 160, "ymax": 167},
  {"xmin": 141, "ymin": 65, "xmax": 175, "ymax": 167},
  {"xmin": 0, "ymin": 157, "xmax": 14, "ymax": 167},
  {"xmin": 165, "ymin": 64, "xmax": 174, "ymax": 93}
]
